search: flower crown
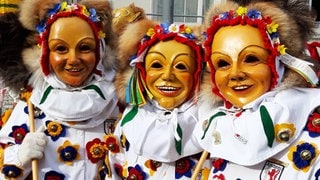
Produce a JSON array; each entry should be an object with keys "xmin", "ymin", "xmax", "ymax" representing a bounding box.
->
[
  {"xmin": 211, "ymin": 6, "xmax": 286, "ymax": 55},
  {"xmin": 35, "ymin": 1, "xmax": 106, "ymax": 76},
  {"xmin": 145, "ymin": 22, "xmax": 196, "ymax": 41},
  {"xmin": 36, "ymin": 2, "xmax": 105, "ymax": 39},
  {"xmin": 127, "ymin": 22, "xmax": 203, "ymax": 106},
  {"xmin": 130, "ymin": 22, "xmax": 199, "ymax": 64},
  {"xmin": 204, "ymin": 6, "xmax": 288, "ymax": 104}
]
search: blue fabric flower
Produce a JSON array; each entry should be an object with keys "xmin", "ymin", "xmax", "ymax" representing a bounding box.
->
[
  {"xmin": 292, "ymin": 142, "xmax": 316, "ymax": 169},
  {"xmin": 89, "ymin": 8, "xmax": 99, "ymax": 22},
  {"xmin": 247, "ymin": 9, "xmax": 262, "ymax": 19},
  {"xmin": 1, "ymin": 165, "xmax": 23, "ymax": 178},
  {"xmin": 48, "ymin": 3, "xmax": 61, "ymax": 17}
]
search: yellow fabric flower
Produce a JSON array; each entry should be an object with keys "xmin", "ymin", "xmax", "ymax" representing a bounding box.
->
[
  {"xmin": 185, "ymin": 26, "xmax": 192, "ymax": 34},
  {"xmin": 99, "ymin": 31, "xmax": 106, "ymax": 39},
  {"xmin": 277, "ymin": 44, "xmax": 287, "ymax": 55},
  {"xmin": 146, "ymin": 28, "xmax": 155, "ymax": 37},
  {"xmin": 60, "ymin": 2, "xmax": 67, "ymax": 11},
  {"xmin": 274, "ymin": 123, "xmax": 295, "ymax": 142},
  {"xmin": 267, "ymin": 22, "xmax": 279, "ymax": 34},
  {"xmin": 236, "ymin": 6, "xmax": 247, "ymax": 16}
]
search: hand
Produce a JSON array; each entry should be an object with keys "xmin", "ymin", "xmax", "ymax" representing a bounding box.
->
[{"xmin": 18, "ymin": 126, "xmax": 48, "ymax": 166}]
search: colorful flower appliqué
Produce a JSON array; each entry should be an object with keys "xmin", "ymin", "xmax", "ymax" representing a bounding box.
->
[
  {"xmin": 1, "ymin": 165, "xmax": 23, "ymax": 179},
  {"xmin": 114, "ymin": 163, "xmax": 125, "ymax": 179},
  {"xmin": 120, "ymin": 133, "xmax": 130, "ymax": 151},
  {"xmin": 8, "ymin": 123, "xmax": 29, "ymax": 144},
  {"xmin": 86, "ymin": 138, "xmax": 107, "ymax": 163},
  {"xmin": 304, "ymin": 111, "xmax": 320, "ymax": 137},
  {"xmin": 44, "ymin": 120, "xmax": 66, "ymax": 141},
  {"xmin": 57, "ymin": 140, "xmax": 80, "ymax": 165},
  {"xmin": 274, "ymin": 123, "xmax": 296, "ymax": 142},
  {"xmin": 23, "ymin": 106, "xmax": 46, "ymax": 119},
  {"xmin": 212, "ymin": 158, "xmax": 228, "ymax": 173},
  {"xmin": 127, "ymin": 164, "xmax": 147, "ymax": 180},
  {"xmin": 104, "ymin": 134, "xmax": 120, "ymax": 153},
  {"xmin": 145, "ymin": 160, "xmax": 162, "ymax": 176},
  {"xmin": 288, "ymin": 141, "xmax": 319, "ymax": 172},
  {"xmin": 175, "ymin": 158, "xmax": 195, "ymax": 179}
]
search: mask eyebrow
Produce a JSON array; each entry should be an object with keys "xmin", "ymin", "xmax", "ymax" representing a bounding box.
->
[{"xmin": 212, "ymin": 45, "xmax": 268, "ymax": 60}]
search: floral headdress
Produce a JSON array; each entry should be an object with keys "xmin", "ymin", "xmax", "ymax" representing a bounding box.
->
[
  {"xmin": 36, "ymin": 2, "xmax": 106, "ymax": 76},
  {"xmin": 126, "ymin": 22, "xmax": 203, "ymax": 106},
  {"xmin": 204, "ymin": 6, "xmax": 319, "ymax": 101}
]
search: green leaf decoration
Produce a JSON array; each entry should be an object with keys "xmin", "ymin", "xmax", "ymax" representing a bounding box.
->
[
  {"xmin": 175, "ymin": 124, "xmax": 183, "ymax": 155},
  {"xmin": 259, "ymin": 105, "xmax": 275, "ymax": 147}
]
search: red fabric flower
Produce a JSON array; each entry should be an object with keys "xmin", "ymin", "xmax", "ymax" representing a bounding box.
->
[
  {"xmin": 154, "ymin": 24, "xmax": 163, "ymax": 34},
  {"xmin": 104, "ymin": 134, "xmax": 120, "ymax": 153},
  {"xmin": 8, "ymin": 124, "xmax": 29, "ymax": 144},
  {"xmin": 114, "ymin": 164, "xmax": 124, "ymax": 178},
  {"xmin": 127, "ymin": 165, "xmax": 146, "ymax": 180},
  {"xmin": 305, "ymin": 112, "xmax": 320, "ymax": 137},
  {"xmin": 86, "ymin": 138, "xmax": 107, "ymax": 163},
  {"xmin": 212, "ymin": 158, "xmax": 227, "ymax": 173}
]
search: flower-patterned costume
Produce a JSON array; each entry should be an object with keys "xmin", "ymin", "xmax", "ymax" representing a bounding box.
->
[
  {"xmin": 0, "ymin": 75, "xmax": 119, "ymax": 179},
  {"xmin": 195, "ymin": 88, "xmax": 320, "ymax": 179},
  {"xmin": 109, "ymin": 99, "xmax": 210, "ymax": 179},
  {"xmin": 108, "ymin": 21, "xmax": 210, "ymax": 179}
]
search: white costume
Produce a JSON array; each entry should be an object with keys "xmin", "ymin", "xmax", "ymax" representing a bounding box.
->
[
  {"xmin": 0, "ymin": 0, "xmax": 119, "ymax": 179},
  {"xmin": 109, "ymin": 99, "xmax": 207, "ymax": 179},
  {"xmin": 0, "ymin": 73, "xmax": 119, "ymax": 179},
  {"xmin": 195, "ymin": 88, "xmax": 320, "ymax": 179},
  {"xmin": 193, "ymin": 0, "xmax": 320, "ymax": 179}
]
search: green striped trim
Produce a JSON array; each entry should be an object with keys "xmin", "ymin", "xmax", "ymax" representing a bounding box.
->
[
  {"xmin": 84, "ymin": 85, "xmax": 106, "ymax": 100},
  {"xmin": 259, "ymin": 105, "xmax": 275, "ymax": 147},
  {"xmin": 175, "ymin": 124, "xmax": 182, "ymax": 155},
  {"xmin": 120, "ymin": 105, "xmax": 138, "ymax": 126},
  {"xmin": 40, "ymin": 86, "xmax": 53, "ymax": 104}
]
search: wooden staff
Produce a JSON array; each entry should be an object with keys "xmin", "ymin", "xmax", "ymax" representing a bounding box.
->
[
  {"xmin": 27, "ymin": 100, "xmax": 38, "ymax": 180},
  {"xmin": 191, "ymin": 150, "xmax": 208, "ymax": 180}
]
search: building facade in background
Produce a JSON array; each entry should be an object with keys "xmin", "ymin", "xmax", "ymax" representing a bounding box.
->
[{"xmin": 110, "ymin": 0, "xmax": 225, "ymax": 24}]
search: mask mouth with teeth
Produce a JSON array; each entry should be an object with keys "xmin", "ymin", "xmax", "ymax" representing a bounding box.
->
[{"xmin": 115, "ymin": 20, "xmax": 204, "ymax": 107}]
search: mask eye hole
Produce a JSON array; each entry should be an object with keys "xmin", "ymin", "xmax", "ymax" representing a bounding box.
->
[
  {"xmin": 175, "ymin": 63, "xmax": 187, "ymax": 71},
  {"xmin": 150, "ymin": 62, "xmax": 163, "ymax": 69},
  {"xmin": 217, "ymin": 59, "xmax": 230, "ymax": 68},
  {"xmin": 244, "ymin": 55, "xmax": 260, "ymax": 64}
]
